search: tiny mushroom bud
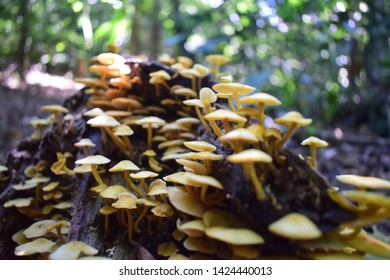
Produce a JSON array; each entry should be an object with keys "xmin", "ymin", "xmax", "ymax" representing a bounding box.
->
[
  {"xmin": 227, "ymin": 149, "xmax": 272, "ymax": 201},
  {"xmin": 301, "ymin": 136, "xmax": 328, "ymax": 169}
]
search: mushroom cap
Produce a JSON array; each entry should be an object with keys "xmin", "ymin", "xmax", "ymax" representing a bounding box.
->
[
  {"xmin": 204, "ymin": 109, "xmax": 247, "ymax": 123},
  {"xmin": 205, "ymin": 227, "xmax": 264, "ymax": 246},
  {"xmin": 178, "ymin": 219, "xmax": 206, "ymax": 237},
  {"xmin": 219, "ymin": 128, "xmax": 259, "ymax": 144},
  {"xmin": 199, "ymin": 87, "xmax": 217, "ymax": 104},
  {"xmin": 15, "ymin": 238, "xmax": 56, "ymax": 256},
  {"xmin": 176, "ymin": 117, "xmax": 200, "ymax": 126},
  {"xmin": 74, "ymin": 138, "xmax": 96, "ymax": 148},
  {"xmin": 160, "ymin": 122, "xmax": 190, "ymax": 133},
  {"xmin": 41, "ymin": 104, "xmax": 69, "ymax": 114},
  {"xmin": 73, "ymin": 165, "xmax": 93, "ymax": 174},
  {"xmin": 135, "ymin": 116, "xmax": 166, "ymax": 127},
  {"xmin": 158, "ymin": 242, "xmax": 178, "ymax": 257},
  {"xmin": 113, "ymin": 124, "xmax": 134, "ymax": 136},
  {"xmin": 182, "ymin": 151, "xmax": 223, "ymax": 161},
  {"xmin": 30, "ymin": 118, "xmax": 50, "ymax": 127},
  {"xmin": 157, "ymin": 139, "xmax": 185, "ymax": 150},
  {"xmin": 0, "ymin": 165, "xmax": 8, "ymax": 172},
  {"xmin": 105, "ymin": 110, "xmax": 133, "ymax": 118},
  {"xmin": 147, "ymin": 179, "xmax": 168, "ymax": 196},
  {"xmin": 193, "ymin": 63, "xmax": 210, "ymax": 77},
  {"xmin": 180, "ymin": 68, "xmax": 201, "ymax": 78},
  {"xmin": 87, "ymin": 115, "xmax": 120, "ymax": 127},
  {"xmin": 73, "ymin": 77, "xmax": 104, "ymax": 87},
  {"xmin": 137, "ymin": 197, "xmax": 160, "ymax": 206},
  {"xmin": 301, "ymin": 136, "xmax": 328, "ymax": 148},
  {"xmin": 264, "ymin": 127, "xmax": 282, "ymax": 140},
  {"xmin": 3, "ymin": 197, "xmax": 33, "ymax": 208},
  {"xmin": 183, "ymin": 237, "xmax": 216, "ymax": 254},
  {"xmin": 212, "ymin": 83, "xmax": 255, "ymax": 95},
  {"xmin": 111, "ymin": 97, "xmax": 142, "ymax": 109},
  {"xmin": 173, "ymin": 87, "xmax": 197, "ymax": 98},
  {"xmin": 130, "ymin": 171, "xmax": 159, "ymax": 179},
  {"xmin": 185, "ymin": 173, "xmax": 223, "ymax": 189},
  {"xmin": 183, "ymin": 141, "xmax": 216, "ymax": 152},
  {"xmin": 240, "ymin": 92, "xmax": 282, "ymax": 106},
  {"xmin": 42, "ymin": 181, "xmax": 60, "ymax": 192},
  {"xmin": 151, "ymin": 203, "xmax": 174, "ymax": 217},
  {"xmin": 341, "ymin": 190, "xmax": 390, "ymax": 208},
  {"xmin": 97, "ymin": 52, "xmax": 126, "ymax": 65},
  {"xmin": 164, "ymin": 172, "xmax": 192, "ymax": 185},
  {"xmin": 99, "ymin": 205, "xmax": 117, "ymax": 215},
  {"xmin": 143, "ymin": 149, "xmax": 157, "ymax": 157},
  {"xmin": 336, "ymin": 174, "xmax": 390, "ymax": 189},
  {"xmin": 206, "ymin": 54, "xmax": 230, "ymax": 65},
  {"xmin": 177, "ymin": 56, "xmax": 193, "ymax": 68},
  {"xmin": 167, "ymin": 187, "xmax": 207, "ymax": 217},
  {"xmin": 175, "ymin": 159, "xmax": 208, "ymax": 175},
  {"xmin": 23, "ymin": 220, "xmax": 57, "ymax": 238},
  {"xmin": 149, "ymin": 70, "xmax": 171, "ymax": 80},
  {"xmin": 75, "ymin": 155, "xmax": 111, "ymax": 165},
  {"xmin": 274, "ymin": 111, "xmax": 313, "ymax": 127},
  {"xmin": 100, "ymin": 185, "xmax": 130, "ymax": 199},
  {"xmin": 183, "ymin": 99, "xmax": 204, "ymax": 108},
  {"xmin": 83, "ymin": 107, "xmax": 105, "ymax": 118},
  {"xmin": 268, "ymin": 213, "xmax": 322, "ymax": 240},
  {"xmin": 49, "ymin": 241, "xmax": 98, "ymax": 260},
  {"xmin": 112, "ymin": 192, "xmax": 138, "ymax": 209},
  {"xmin": 227, "ymin": 149, "xmax": 272, "ymax": 163}
]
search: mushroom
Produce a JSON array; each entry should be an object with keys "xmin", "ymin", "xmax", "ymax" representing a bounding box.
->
[
  {"xmin": 149, "ymin": 70, "xmax": 172, "ymax": 95},
  {"xmin": 75, "ymin": 155, "xmax": 111, "ymax": 186},
  {"xmin": 49, "ymin": 241, "xmax": 99, "ymax": 260},
  {"xmin": 74, "ymin": 138, "xmax": 96, "ymax": 156},
  {"xmin": 206, "ymin": 54, "xmax": 230, "ymax": 79},
  {"xmin": 268, "ymin": 212, "xmax": 322, "ymax": 240},
  {"xmin": 183, "ymin": 99, "xmax": 210, "ymax": 132},
  {"xmin": 239, "ymin": 92, "xmax": 282, "ymax": 128},
  {"xmin": 41, "ymin": 104, "xmax": 69, "ymax": 132},
  {"xmin": 147, "ymin": 179, "xmax": 168, "ymax": 201},
  {"xmin": 97, "ymin": 52, "xmax": 126, "ymax": 65},
  {"xmin": 178, "ymin": 219, "xmax": 206, "ymax": 237},
  {"xmin": 185, "ymin": 172, "xmax": 224, "ymax": 205},
  {"xmin": 180, "ymin": 68, "xmax": 201, "ymax": 91},
  {"xmin": 336, "ymin": 174, "xmax": 390, "ymax": 191},
  {"xmin": 183, "ymin": 237, "xmax": 217, "ymax": 255},
  {"xmin": 111, "ymin": 192, "xmax": 138, "ymax": 241},
  {"xmin": 193, "ymin": 64, "xmax": 210, "ymax": 90},
  {"xmin": 108, "ymin": 160, "xmax": 143, "ymax": 197},
  {"xmin": 167, "ymin": 186, "xmax": 207, "ymax": 218},
  {"xmin": 113, "ymin": 124, "xmax": 134, "ymax": 157},
  {"xmin": 274, "ymin": 111, "xmax": 313, "ymax": 150},
  {"xmin": 134, "ymin": 197, "xmax": 159, "ymax": 233},
  {"xmin": 199, "ymin": 87, "xmax": 217, "ymax": 115},
  {"xmin": 130, "ymin": 171, "xmax": 159, "ymax": 193},
  {"xmin": 301, "ymin": 136, "xmax": 329, "ymax": 169},
  {"xmin": 14, "ymin": 238, "xmax": 56, "ymax": 256},
  {"xmin": 173, "ymin": 87, "xmax": 197, "ymax": 100},
  {"xmin": 100, "ymin": 205, "xmax": 117, "ymax": 236},
  {"xmin": 212, "ymin": 83, "xmax": 255, "ymax": 110},
  {"xmin": 158, "ymin": 242, "xmax": 179, "ymax": 257},
  {"xmin": 135, "ymin": 116, "xmax": 166, "ymax": 149},
  {"xmin": 182, "ymin": 151, "xmax": 223, "ymax": 175},
  {"xmin": 205, "ymin": 227, "xmax": 264, "ymax": 246},
  {"xmin": 87, "ymin": 115, "xmax": 127, "ymax": 153},
  {"xmin": 227, "ymin": 149, "xmax": 272, "ymax": 201},
  {"xmin": 143, "ymin": 149, "xmax": 163, "ymax": 172},
  {"xmin": 218, "ymin": 127, "xmax": 259, "ymax": 153}
]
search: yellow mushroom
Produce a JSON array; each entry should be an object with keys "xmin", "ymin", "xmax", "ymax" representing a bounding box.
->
[{"xmin": 301, "ymin": 136, "xmax": 328, "ymax": 169}]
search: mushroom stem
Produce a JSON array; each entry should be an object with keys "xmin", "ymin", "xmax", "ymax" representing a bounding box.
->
[
  {"xmin": 104, "ymin": 214, "xmax": 110, "ymax": 236},
  {"xmin": 191, "ymin": 77, "xmax": 197, "ymax": 92},
  {"xmin": 154, "ymin": 84, "xmax": 161, "ymax": 96},
  {"xmin": 134, "ymin": 206, "xmax": 149, "ymax": 233},
  {"xmin": 257, "ymin": 103, "xmax": 265, "ymax": 128},
  {"xmin": 55, "ymin": 227, "xmax": 66, "ymax": 244},
  {"xmin": 309, "ymin": 146, "xmax": 317, "ymax": 169},
  {"xmin": 194, "ymin": 106, "xmax": 211, "ymax": 132},
  {"xmin": 123, "ymin": 170, "xmax": 144, "ymax": 197},
  {"xmin": 207, "ymin": 119, "xmax": 223, "ymax": 137},
  {"xmin": 233, "ymin": 92, "xmax": 242, "ymax": 110},
  {"xmin": 248, "ymin": 164, "xmax": 265, "ymax": 201},
  {"xmin": 226, "ymin": 97, "xmax": 235, "ymax": 111},
  {"xmin": 140, "ymin": 179, "xmax": 149, "ymax": 193},
  {"xmin": 83, "ymin": 147, "xmax": 92, "ymax": 156},
  {"xmin": 161, "ymin": 80, "xmax": 171, "ymax": 91},
  {"xmin": 122, "ymin": 136, "xmax": 134, "ymax": 157},
  {"xmin": 53, "ymin": 113, "xmax": 63, "ymax": 132},
  {"xmin": 99, "ymin": 128, "xmax": 108, "ymax": 145},
  {"xmin": 126, "ymin": 209, "xmax": 134, "ymax": 241},
  {"xmin": 222, "ymin": 119, "xmax": 232, "ymax": 133},
  {"xmin": 91, "ymin": 164, "xmax": 104, "ymax": 185},
  {"xmin": 104, "ymin": 127, "xmax": 127, "ymax": 152},
  {"xmin": 277, "ymin": 124, "xmax": 298, "ymax": 150},
  {"xmin": 147, "ymin": 124, "xmax": 153, "ymax": 150}
]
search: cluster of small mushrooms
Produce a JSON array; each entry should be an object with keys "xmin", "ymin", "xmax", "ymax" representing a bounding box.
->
[{"xmin": 1, "ymin": 49, "xmax": 390, "ymax": 260}]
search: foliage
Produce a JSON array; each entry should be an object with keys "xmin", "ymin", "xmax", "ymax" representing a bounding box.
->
[{"xmin": 0, "ymin": 0, "xmax": 389, "ymax": 130}]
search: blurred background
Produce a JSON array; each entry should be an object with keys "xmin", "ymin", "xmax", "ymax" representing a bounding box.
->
[{"xmin": 0, "ymin": 0, "xmax": 389, "ymax": 170}]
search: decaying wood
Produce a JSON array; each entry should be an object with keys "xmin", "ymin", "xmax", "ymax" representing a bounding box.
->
[{"xmin": 0, "ymin": 60, "xmax": 355, "ymax": 259}]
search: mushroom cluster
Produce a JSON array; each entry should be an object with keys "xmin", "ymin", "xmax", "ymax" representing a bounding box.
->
[{"xmin": 1, "ymin": 49, "xmax": 389, "ymax": 260}]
